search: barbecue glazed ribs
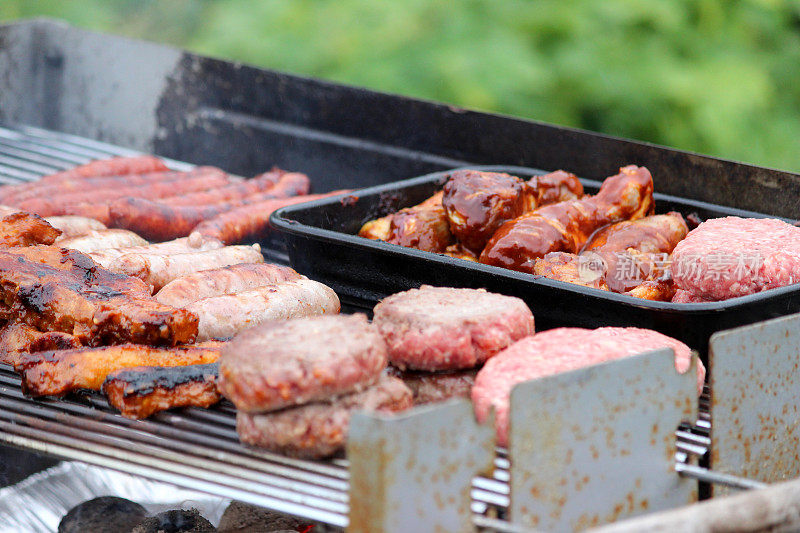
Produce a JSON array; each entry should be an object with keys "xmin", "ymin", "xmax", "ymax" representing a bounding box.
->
[
  {"xmin": 16, "ymin": 344, "xmax": 220, "ymax": 396},
  {"xmin": 0, "ymin": 246, "xmax": 198, "ymax": 346},
  {"xmin": 103, "ymin": 363, "xmax": 221, "ymax": 419}
]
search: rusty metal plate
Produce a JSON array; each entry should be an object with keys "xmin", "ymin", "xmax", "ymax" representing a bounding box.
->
[
  {"xmin": 347, "ymin": 399, "xmax": 495, "ymax": 533},
  {"xmin": 710, "ymin": 312, "xmax": 800, "ymax": 494},
  {"xmin": 509, "ymin": 348, "xmax": 698, "ymax": 531}
]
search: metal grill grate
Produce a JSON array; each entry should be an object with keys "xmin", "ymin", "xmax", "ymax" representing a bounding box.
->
[
  {"xmin": 0, "ymin": 123, "xmax": 711, "ymax": 531},
  {"xmin": 0, "ymin": 123, "xmax": 522, "ymax": 530}
]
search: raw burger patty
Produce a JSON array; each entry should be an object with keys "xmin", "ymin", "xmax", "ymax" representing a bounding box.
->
[
  {"xmin": 373, "ymin": 285, "xmax": 534, "ymax": 371},
  {"xmin": 671, "ymin": 217, "xmax": 800, "ymax": 300},
  {"xmin": 218, "ymin": 314, "xmax": 388, "ymax": 412},
  {"xmin": 472, "ymin": 327, "xmax": 706, "ymax": 447},
  {"xmin": 236, "ymin": 375, "xmax": 412, "ymax": 458}
]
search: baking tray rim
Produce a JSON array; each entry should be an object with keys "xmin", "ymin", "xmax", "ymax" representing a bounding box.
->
[{"xmin": 271, "ymin": 165, "xmax": 800, "ymax": 313}]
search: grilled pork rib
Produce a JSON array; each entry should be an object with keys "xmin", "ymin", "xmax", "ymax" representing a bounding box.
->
[
  {"xmin": 16, "ymin": 344, "xmax": 220, "ymax": 396},
  {"xmin": 0, "ymin": 246, "xmax": 198, "ymax": 345},
  {"xmin": 103, "ymin": 362, "xmax": 221, "ymax": 419}
]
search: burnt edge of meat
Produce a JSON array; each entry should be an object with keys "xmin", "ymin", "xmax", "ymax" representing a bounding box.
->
[{"xmin": 106, "ymin": 362, "xmax": 219, "ymax": 398}]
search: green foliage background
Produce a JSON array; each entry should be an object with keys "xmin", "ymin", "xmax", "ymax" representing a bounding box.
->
[{"xmin": 2, "ymin": 1, "xmax": 800, "ymax": 171}]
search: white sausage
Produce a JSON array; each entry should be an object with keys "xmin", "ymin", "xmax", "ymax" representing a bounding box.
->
[
  {"xmin": 48, "ymin": 216, "xmax": 107, "ymax": 239},
  {"xmin": 58, "ymin": 229, "xmax": 147, "ymax": 253},
  {"xmin": 108, "ymin": 244, "xmax": 264, "ymax": 292},
  {"xmin": 187, "ymin": 278, "xmax": 340, "ymax": 341},
  {"xmin": 89, "ymin": 236, "xmax": 224, "ymax": 268},
  {"xmin": 155, "ymin": 262, "xmax": 302, "ymax": 308}
]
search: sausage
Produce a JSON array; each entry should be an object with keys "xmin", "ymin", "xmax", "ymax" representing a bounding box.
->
[
  {"xmin": 48, "ymin": 216, "xmax": 108, "ymax": 238},
  {"xmin": 107, "ymin": 173, "xmax": 310, "ymax": 241},
  {"xmin": 188, "ymin": 278, "xmax": 341, "ymax": 341},
  {"xmin": 191, "ymin": 191, "xmax": 348, "ymax": 244},
  {"xmin": 0, "ymin": 156, "xmax": 171, "ymax": 202},
  {"xmin": 88, "ymin": 236, "xmax": 224, "ymax": 268},
  {"xmin": 108, "ymin": 244, "xmax": 264, "ymax": 292},
  {"xmin": 160, "ymin": 168, "xmax": 286, "ymax": 206},
  {"xmin": 57, "ymin": 229, "xmax": 149, "ymax": 254},
  {"xmin": 109, "ymin": 199, "xmax": 237, "ymax": 241},
  {"xmin": 155, "ymin": 263, "xmax": 302, "ymax": 308},
  {"xmin": 56, "ymin": 203, "xmax": 115, "ymax": 225},
  {"xmin": 15, "ymin": 167, "xmax": 229, "ymax": 217},
  {"xmin": 39, "ymin": 156, "xmax": 169, "ymax": 183},
  {"xmin": 4, "ymin": 170, "xmax": 193, "ymax": 205}
]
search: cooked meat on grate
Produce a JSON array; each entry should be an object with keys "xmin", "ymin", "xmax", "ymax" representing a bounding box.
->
[
  {"xmin": 0, "ymin": 246, "xmax": 198, "ymax": 345},
  {"xmin": 236, "ymin": 375, "xmax": 412, "ymax": 458},
  {"xmin": 672, "ymin": 216, "xmax": 800, "ymax": 300},
  {"xmin": 191, "ymin": 190, "xmax": 349, "ymax": 245},
  {"xmin": 0, "ymin": 212, "xmax": 61, "ymax": 247},
  {"xmin": 88, "ymin": 236, "xmax": 223, "ymax": 269},
  {"xmin": 155, "ymin": 263, "xmax": 302, "ymax": 308},
  {"xmin": 40, "ymin": 155, "xmax": 170, "ymax": 183},
  {"xmin": 6, "ymin": 245, "xmax": 151, "ymax": 297},
  {"xmin": 442, "ymin": 169, "xmax": 583, "ymax": 253},
  {"xmin": 48, "ymin": 216, "xmax": 107, "ymax": 238},
  {"xmin": 0, "ymin": 322, "xmax": 82, "ymax": 366},
  {"xmin": 108, "ymin": 171, "xmax": 310, "ymax": 241},
  {"xmin": 108, "ymin": 244, "xmax": 264, "ymax": 292},
  {"xmin": 373, "ymin": 285, "xmax": 534, "ymax": 371},
  {"xmin": 160, "ymin": 168, "xmax": 292, "ymax": 206},
  {"xmin": 109, "ymin": 199, "xmax": 239, "ymax": 241},
  {"xmin": 48, "ymin": 203, "xmax": 116, "ymax": 226},
  {"xmin": 9, "ymin": 170, "xmax": 196, "ymax": 205},
  {"xmin": 15, "ymin": 167, "xmax": 230, "ymax": 217},
  {"xmin": 219, "ymin": 314, "xmax": 386, "ymax": 412},
  {"xmin": 16, "ymin": 344, "xmax": 220, "ymax": 396},
  {"xmin": 187, "ymin": 277, "xmax": 341, "ymax": 341},
  {"xmin": 480, "ymin": 165, "xmax": 654, "ymax": 272},
  {"xmin": 472, "ymin": 327, "xmax": 706, "ymax": 446},
  {"xmin": 57, "ymin": 229, "xmax": 148, "ymax": 254},
  {"xmin": 388, "ymin": 366, "xmax": 477, "ymax": 405},
  {"xmin": 103, "ymin": 362, "xmax": 221, "ymax": 419}
]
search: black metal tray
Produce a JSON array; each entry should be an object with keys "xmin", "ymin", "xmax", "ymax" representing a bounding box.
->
[{"xmin": 271, "ymin": 165, "xmax": 800, "ymax": 356}]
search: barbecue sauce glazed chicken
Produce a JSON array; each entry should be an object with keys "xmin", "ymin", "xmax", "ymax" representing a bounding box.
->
[
  {"xmin": 532, "ymin": 212, "xmax": 688, "ymax": 300},
  {"xmin": 442, "ymin": 169, "xmax": 583, "ymax": 254},
  {"xmin": 358, "ymin": 170, "xmax": 584, "ymax": 257},
  {"xmin": 479, "ymin": 165, "xmax": 654, "ymax": 272}
]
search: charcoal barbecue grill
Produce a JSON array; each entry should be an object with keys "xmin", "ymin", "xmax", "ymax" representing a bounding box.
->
[{"xmin": 1, "ymin": 18, "xmax": 800, "ymax": 532}]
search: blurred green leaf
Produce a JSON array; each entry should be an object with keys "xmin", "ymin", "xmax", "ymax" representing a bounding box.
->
[{"xmin": 2, "ymin": 0, "xmax": 800, "ymax": 172}]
